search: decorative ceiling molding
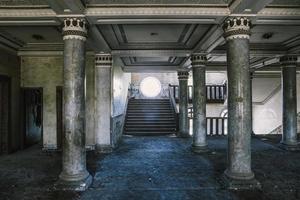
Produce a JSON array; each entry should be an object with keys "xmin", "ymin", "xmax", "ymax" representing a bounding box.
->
[
  {"xmin": 95, "ymin": 18, "xmax": 217, "ymax": 24},
  {"xmin": 0, "ymin": 9, "xmax": 56, "ymax": 18},
  {"xmin": 258, "ymin": 8, "xmax": 300, "ymax": 16},
  {"xmin": 85, "ymin": 7, "xmax": 230, "ymax": 17},
  {"xmin": 112, "ymin": 50, "xmax": 192, "ymax": 57},
  {"xmin": 86, "ymin": 0, "xmax": 230, "ymax": 6}
]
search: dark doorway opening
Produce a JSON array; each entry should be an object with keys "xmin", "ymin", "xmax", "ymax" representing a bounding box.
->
[
  {"xmin": 0, "ymin": 75, "xmax": 11, "ymax": 155},
  {"xmin": 22, "ymin": 88, "xmax": 43, "ymax": 148},
  {"xmin": 56, "ymin": 86, "xmax": 63, "ymax": 150}
]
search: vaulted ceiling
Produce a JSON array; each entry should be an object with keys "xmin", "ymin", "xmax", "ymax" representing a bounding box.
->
[{"xmin": 0, "ymin": 0, "xmax": 299, "ymax": 72}]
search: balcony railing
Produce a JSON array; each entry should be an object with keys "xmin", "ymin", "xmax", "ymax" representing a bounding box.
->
[
  {"xmin": 169, "ymin": 83, "xmax": 227, "ymax": 104},
  {"xmin": 188, "ymin": 107, "xmax": 227, "ymax": 136}
]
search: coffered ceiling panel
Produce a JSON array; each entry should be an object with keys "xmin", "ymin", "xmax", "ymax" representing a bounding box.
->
[
  {"xmin": 251, "ymin": 25, "xmax": 300, "ymax": 44},
  {"xmin": 97, "ymin": 24, "xmax": 211, "ymax": 50},
  {"xmin": 0, "ymin": 26, "xmax": 62, "ymax": 45},
  {"xmin": 121, "ymin": 56, "xmax": 185, "ymax": 66}
]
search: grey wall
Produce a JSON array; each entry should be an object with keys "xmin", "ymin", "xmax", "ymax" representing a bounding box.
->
[
  {"xmin": 21, "ymin": 55, "xmax": 95, "ymax": 150},
  {"xmin": 0, "ymin": 49, "xmax": 20, "ymax": 152}
]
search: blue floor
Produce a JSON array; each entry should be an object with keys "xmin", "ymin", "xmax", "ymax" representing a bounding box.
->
[{"xmin": 1, "ymin": 135, "xmax": 299, "ymax": 200}]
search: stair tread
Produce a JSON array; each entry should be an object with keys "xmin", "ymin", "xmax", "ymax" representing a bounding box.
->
[{"xmin": 125, "ymin": 99, "xmax": 177, "ymax": 136}]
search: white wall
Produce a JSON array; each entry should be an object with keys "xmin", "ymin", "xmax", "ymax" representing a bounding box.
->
[{"xmin": 252, "ymin": 74, "xmax": 300, "ymax": 134}]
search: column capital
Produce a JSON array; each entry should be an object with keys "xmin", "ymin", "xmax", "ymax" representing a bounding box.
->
[
  {"xmin": 191, "ymin": 54, "xmax": 207, "ymax": 68},
  {"xmin": 95, "ymin": 54, "xmax": 112, "ymax": 68},
  {"xmin": 63, "ymin": 18, "xmax": 88, "ymax": 41},
  {"xmin": 222, "ymin": 17, "xmax": 251, "ymax": 41},
  {"xmin": 178, "ymin": 70, "xmax": 189, "ymax": 80},
  {"xmin": 280, "ymin": 55, "xmax": 298, "ymax": 65}
]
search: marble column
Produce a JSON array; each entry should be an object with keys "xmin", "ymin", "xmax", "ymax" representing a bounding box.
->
[
  {"xmin": 222, "ymin": 17, "xmax": 260, "ymax": 189},
  {"xmin": 279, "ymin": 56, "xmax": 299, "ymax": 151},
  {"xmin": 55, "ymin": 18, "xmax": 92, "ymax": 191},
  {"xmin": 95, "ymin": 54, "xmax": 113, "ymax": 153},
  {"xmin": 178, "ymin": 71, "xmax": 190, "ymax": 138},
  {"xmin": 191, "ymin": 54, "xmax": 208, "ymax": 153}
]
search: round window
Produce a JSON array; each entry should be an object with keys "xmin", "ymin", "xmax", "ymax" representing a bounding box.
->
[{"xmin": 140, "ymin": 77, "xmax": 162, "ymax": 98}]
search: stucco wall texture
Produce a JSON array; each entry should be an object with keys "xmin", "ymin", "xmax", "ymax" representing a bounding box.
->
[{"xmin": 21, "ymin": 56, "xmax": 95, "ymax": 149}]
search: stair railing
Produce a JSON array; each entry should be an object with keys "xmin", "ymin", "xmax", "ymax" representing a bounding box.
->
[
  {"xmin": 169, "ymin": 83, "xmax": 227, "ymax": 104},
  {"xmin": 168, "ymin": 84, "xmax": 179, "ymax": 131}
]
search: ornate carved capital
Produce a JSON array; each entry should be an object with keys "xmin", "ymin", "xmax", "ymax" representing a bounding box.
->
[
  {"xmin": 63, "ymin": 18, "xmax": 88, "ymax": 41},
  {"xmin": 280, "ymin": 55, "xmax": 298, "ymax": 65},
  {"xmin": 191, "ymin": 54, "xmax": 207, "ymax": 68},
  {"xmin": 178, "ymin": 71, "xmax": 189, "ymax": 80},
  {"xmin": 95, "ymin": 54, "xmax": 112, "ymax": 67},
  {"xmin": 222, "ymin": 17, "xmax": 251, "ymax": 41}
]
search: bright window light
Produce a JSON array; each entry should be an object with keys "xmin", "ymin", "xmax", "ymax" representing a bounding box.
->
[{"xmin": 140, "ymin": 77, "xmax": 162, "ymax": 98}]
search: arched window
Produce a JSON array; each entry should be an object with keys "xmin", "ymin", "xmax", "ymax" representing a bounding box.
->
[
  {"xmin": 140, "ymin": 77, "xmax": 162, "ymax": 98},
  {"xmin": 220, "ymin": 109, "xmax": 228, "ymax": 118}
]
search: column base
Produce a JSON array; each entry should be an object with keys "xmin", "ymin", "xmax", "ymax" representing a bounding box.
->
[
  {"xmin": 95, "ymin": 144, "xmax": 113, "ymax": 153},
  {"xmin": 54, "ymin": 173, "xmax": 92, "ymax": 191},
  {"xmin": 222, "ymin": 170, "xmax": 261, "ymax": 190},
  {"xmin": 191, "ymin": 144, "xmax": 209, "ymax": 153},
  {"xmin": 278, "ymin": 142, "xmax": 300, "ymax": 151}
]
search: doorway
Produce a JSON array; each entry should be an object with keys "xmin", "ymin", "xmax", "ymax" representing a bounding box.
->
[
  {"xmin": 0, "ymin": 75, "xmax": 11, "ymax": 155},
  {"xmin": 22, "ymin": 88, "xmax": 43, "ymax": 148},
  {"xmin": 56, "ymin": 86, "xmax": 63, "ymax": 150}
]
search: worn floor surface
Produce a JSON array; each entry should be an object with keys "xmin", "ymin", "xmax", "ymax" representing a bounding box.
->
[{"xmin": 0, "ymin": 135, "xmax": 299, "ymax": 200}]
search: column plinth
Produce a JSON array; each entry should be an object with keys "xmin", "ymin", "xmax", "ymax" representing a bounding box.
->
[
  {"xmin": 55, "ymin": 18, "xmax": 92, "ymax": 191},
  {"xmin": 95, "ymin": 54, "xmax": 113, "ymax": 153},
  {"xmin": 222, "ymin": 17, "xmax": 260, "ymax": 190},
  {"xmin": 178, "ymin": 71, "xmax": 190, "ymax": 138},
  {"xmin": 278, "ymin": 56, "xmax": 299, "ymax": 151},
  {"xmin": 191, "ymin": 55, "xmax": 208, "ymax": 153}
]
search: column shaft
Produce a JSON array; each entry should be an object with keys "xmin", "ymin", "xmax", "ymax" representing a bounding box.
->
[
  {"xmin": 226, "ymin": 38, "xmax": 253, "ymax": 178},
  {"xmin": 56, "ymin": 18, "xmax": 92, "ymax": 191},
  {"xmin": 280, "ymin": 56, "xmax": 299, "ymax": 151},
  {"xmin": 178, "ymin": 71, "xmax": 189, "ymax": 137},
  {"xmin": 222, "ymin": 17, "xmax": 260, "ymax": 189},
  {"xmin": 191, "ymin": 55, "xmax": 208, "ymax": 152}
]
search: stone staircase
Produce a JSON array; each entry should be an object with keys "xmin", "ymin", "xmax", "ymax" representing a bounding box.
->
[
  {"xmin": 268, "ymin": 112, "xmax": 300, "ymax": 134},
  {"xmin": 124, "ymin": 99, "xmax": 177, "ymax": 136}
]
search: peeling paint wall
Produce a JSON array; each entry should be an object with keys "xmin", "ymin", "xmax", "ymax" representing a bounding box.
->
[
  {"xmin": 21, "ymin": 56, "xmax": 95, "ymax": 150},
  {"xmin": 0, "ymin": 49, "xmax": 20, "ymax": 152},
  {"xmin": 112, "ymin": 57, "xmax": 131, "ymax": 147}
]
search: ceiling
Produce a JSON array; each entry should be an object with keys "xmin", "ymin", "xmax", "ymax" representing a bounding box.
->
[{"xmin": 0, "ymin": 0, "xmax": 299, "ymax": 72}]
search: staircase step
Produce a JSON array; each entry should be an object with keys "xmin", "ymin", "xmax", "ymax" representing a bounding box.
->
[
  {"xmin": 125, "ymin": 99, "xmax": 177, "ymax": 136},
  {"xmin": 126, "ymin": 121, "xmax": 175, "ymax": 124},
  {"xmin": 126, "ymin": 124, "xmax": 176, "ymax": 128},
  {"xmin": 124, "ymin": 131, "xmax": 175, "ymax": 136}
]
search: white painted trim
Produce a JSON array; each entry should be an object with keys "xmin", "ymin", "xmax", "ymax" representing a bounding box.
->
[{"xmin": 63, "ymin": 35, "xmax": 87, "ymax": 41}]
